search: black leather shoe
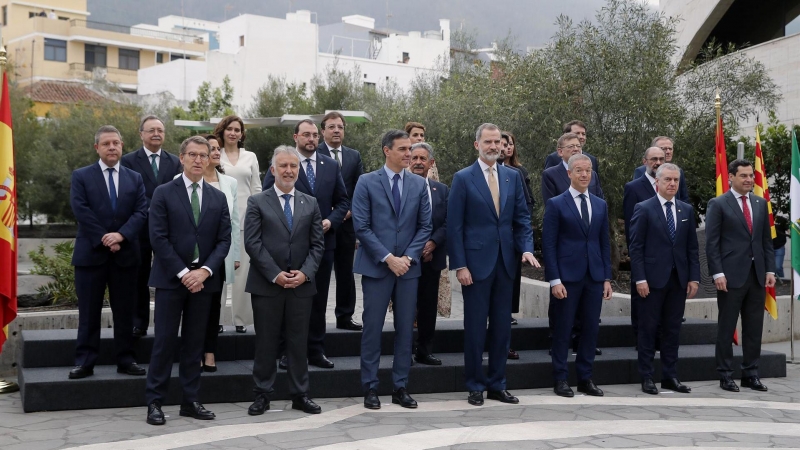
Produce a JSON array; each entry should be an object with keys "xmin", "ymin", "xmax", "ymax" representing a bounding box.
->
[
  {"xmin": 467, "ymin": 390, "xmax": 484, "ymax": 406},
  {"xmin": 309, "ymin": 354, "xmax": 335, "ymax": 369},
  {"xmin": 487, "ymin": 389, "xmax": 519, "ymax": 404},
  {"xmin": 202, "ymin": 362, "xmax": 217, "ymax": 373},
  {"xmin": 146, "ymin": 402, "xmax": 165, "ymax": 425},
  {"xmin": 720, "ymin": 376, "xmax": 740, "ymax": 392},
  {"xmin": 278, "ymin": 355, "xmax": 288, "ymax": 370},
  {"xmin": 414, "ymin": 353, "xmax": 442, "ymax": 365},
  {"xmin": 511, "ymin": 317, "xmax": 518, "ymax": 325},
  {"xmin": 218, "ymin": 325, "xmax": 224, "ymax": 334},
  {"xmin": 292, "ymin": 395, "xmax": 321, "ymax": 414},
  {"xmin": 132, "ymin": 327, "xmax": 147, "ymax": 338},
  {"xmin": 507, "ymin": 349, "xmax": 520, "ymax": 360},
  {"xmin": 364, "ymin": 389, "xmax": 381, "ymax": 409},
  {"xmin": 577, "ymin": 379, "xmax": 604, "ymax": 396},
  {"xmin": 337, "ymin": 318, "xmax": 363, "ymax": 331},
  {"xmin": 642, "ymin": 378, "xmax": 659, "ymax": 395},
  {"xmin": 741, "ymin": 376, "xmax": 768, "ymax": 391},
  {"xmin": 179, "ymin": 402, "xmax": 215, "ymax": 420},
  {"xmin": 248, "ymin": 393, "xmax": 269, "ymax": 415},
  {"xmin": 554, "ymin": 380, "xmax": 574, "ymax": 397},
  {"xmin": 595, "ymin": 348, "xmax": 603, "ymax": 356},
  {"xmin": 392, "ymin": 388, "xmax": 418, "ymax": 408},
  {"xmin": 661, "ymin": 378, "xmax": 691, "ymax": 393},
  {"xmin": 68, "ymin": 366, "xmax": 94, "ymax": 379},
  {"xmin": 235, "ymin": 325, "xmax": 247, "ymax": 333},
  {"xmin": 117, "ymin": 363, "xmax": 146, "ymax": 376}
]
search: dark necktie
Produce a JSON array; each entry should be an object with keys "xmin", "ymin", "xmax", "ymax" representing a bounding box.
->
[
  {"xmin": 665, "ymin": 201, "xmax": 676, "ymax": 243},
  {"xmin": 150, "ymin": 154, "xmax": 159, "ymax": 179},
  {"xmin": 305, "ymin": 158, "xmax": 316, "ymax": 192},
  {"xmin": 282, "ymin": 193, "xmax": 293, "ymax": 231},
  {"xmin": 107, "ymin": 168, "xmax": 117, "ymax": 212},
  {"xmin": 332, "ymin": 149, "xmax": 341, "ymax": 165},
  {"xmin": 579, "ymin": 193, "xmax": 590, "ymax": 231},
  {"xmin": 741, "ymin": 195, "xmax": 752, "ymax": 234},
  {"xmin": 392, "ymin": 173, "xmax": 401, "ymax": 214},
  {"xmin": 191, "ymin": 183, "xmax": 200, "ymax": 259}
]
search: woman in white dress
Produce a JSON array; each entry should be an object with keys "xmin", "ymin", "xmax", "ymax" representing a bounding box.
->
[{"xmin": 214, "ymin": 115, "xmax": 261, "ymax": 333}]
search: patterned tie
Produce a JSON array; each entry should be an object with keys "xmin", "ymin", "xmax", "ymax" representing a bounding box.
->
[
  {"xmin": 665, "ymin": 201, "xmax": 676, "ymax": 243},
  {"xmin": 579, "ymin": 194, "xmax": 590, "ymax": 231},
  {"xmin": 305, "ymin": 158, "xmax": 316, "ymax": 192},
  {"xmin": 392, "ymin": 173, "xmax": 401, "ymax": 214},
  {"xmin": 107, "ymin": 168, "xmax": 117, "ymax": 212},
  {"xmin": 741, "ymin": 195, "xmax": 752, "ymax": 234},
  {"xmin": 150, "ymin": 154, "xmax": 159, "ymax": 179},
  {"xmin": 191, "ymin": 183, "xmax": 200, "ymax": 259},
  {"xmin": 332, "ymin": 149, "xmax": 341, "ymax": 165},
  {"xmin": 488, "ymin": 167, "xmax": 500, "ymax": 215},
  {"xmin": 282, "ymin": 193, "xmax": 293, "ymax": 231}
]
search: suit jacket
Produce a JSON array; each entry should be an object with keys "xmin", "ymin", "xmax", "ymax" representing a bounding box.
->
[
  {"xmin": 148, "ymin": 177, "xmax": 232, "ymax": 292},
  {"xmin": 542, "ymin": 190, "xmax": 611, "ymax": 284},
  {"xmin": 447, "ymin": 161, "xmax": 534, "ymax": 281},
  {"xmin": 70, "ymin": 163, "xmax": 148, "ymax": 267},
  {"xmin": 352, "ymin": 169, "xmax": 432, "ymax": 279},
  {"xmin": 244, "ymin": 188, "xmax": 325, "ymax": 297},
  {"xmin": 633, "ymin": 165, "xmax": 689, "ymax": 202},
  {"xmin": 705, "ymin": 190, "xmax": 775, "ymax": 289},
  {"xmin": 425, "ymin": 178, "xmax": 449, "ymax": 271},
  {"xmin": 262, "ymin": 152, "xmax": 350, "ymax": 250},
  {"xmin": 544, "ymin": 150, "xmax": 599, "ymax": 174},
  {"xmin": 628, "ymin": 196, "xmax": 700, "ymax": 289},
  {"xmin": 503, "ymin": 163, "xmax": 534, "ymax": 215},
  {"xmin": 623, "ymin": 174, "xmax": 657, "ymax": 245},
  {"xmin": 541, "ymin": 163, "xmax": 604, "ymax": 206},
  {"xmin": 317, "ymin": 142, "xmax": 363, "ymax": 201}
]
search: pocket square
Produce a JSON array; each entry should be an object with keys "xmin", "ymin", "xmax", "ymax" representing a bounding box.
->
[{"xmin": 681, "ymin": 219, "xmax": 688, "ymax": 222}]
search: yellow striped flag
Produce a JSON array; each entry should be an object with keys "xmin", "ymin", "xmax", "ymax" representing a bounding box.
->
[
  {"xmin": 753, "ymin": 128, "xmax": 778, "ymax": 319},
  {"xmin": 0, "ymin": 72, "xmax": 18, "ymax": 353}
]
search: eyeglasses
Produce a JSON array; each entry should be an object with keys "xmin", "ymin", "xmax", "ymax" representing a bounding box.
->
[
  {"xmin": 143, "ymin": 128, "xmax": 164, "ymax": 135},
  {"xmin": 183, "ymin": 152, "xmax": 209, "ymax": 161},
  {"xmin": 560, "ymin": 144, "xmax": 582, "ymax": 150},
  {"xmin": 647, "ymin": 157, "xmax": 666, "ymax": 163},
  {"xmin": 299, "ymin": 133, "xmax": 320, "ymax": 139},
  {"xmin": 325, "ymin": 125, "xmax": 345, "ymax": 130}
]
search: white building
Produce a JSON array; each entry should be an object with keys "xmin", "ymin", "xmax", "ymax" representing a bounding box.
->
[{"xmin": 138, "ymin": 11, "xmax": 451, "ymax": 111}]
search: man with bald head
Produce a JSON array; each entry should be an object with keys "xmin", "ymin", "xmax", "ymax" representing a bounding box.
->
[{"xmin": 633, "ymin": 137, "xmax": 688, "ymax": 202}]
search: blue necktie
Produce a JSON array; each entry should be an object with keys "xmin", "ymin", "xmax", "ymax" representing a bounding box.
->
[
  {"xmin": 305, "ymin": 158, "xmax": 316, "ymax": 192},
  {"xmin": 665, "ymin": 201, "xmax": 676, "ymax": 243},
  {"xmin": 282, "ymin": 194, "xmax": 293, "ymax": 231},
  {"xmin": 579, "ymin": 193, "xmax": 589, "ymax": 231},
  {"xmin": 392, "ymin": 173, "xmax": 401, "ymax": 214},
  {"xmin": 108, "ymin": 168, "xmax": 117, "ymax": 212}
]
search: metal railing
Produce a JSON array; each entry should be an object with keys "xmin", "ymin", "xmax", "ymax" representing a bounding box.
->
[
  {"xmin": 69, "ymin": 63, "xmax": 137, "ymax": 76},
  {"xmin": 69, "ymin": 19, "xmax": 204, "ymax": 45}
]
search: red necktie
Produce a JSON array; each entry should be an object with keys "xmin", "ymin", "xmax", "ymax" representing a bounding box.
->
[{"xmin": 741, "ymin": 195, "xmax": 752, "ymax": 234}]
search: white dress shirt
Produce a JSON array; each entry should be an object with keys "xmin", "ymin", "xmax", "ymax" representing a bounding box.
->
[
  {"xmin": 326, "ymin": 143, "xmax": 344, "ymax": 165},
  {"xmin": 301, "ymin": 151, "xmax": 317, "ymax": 177},
  {"xmin": 275, "ymin": 185, "xmax": 296, "ymax": 215},
  {"xmin": 144, "ymin": 148, "xmax": 162, "ymax": 170},
  {"xmin": 425, "ymin": 179, "xmax": 433, "ymax": 214},
  {"xmin": 177, "ymin": 174, "xmax": 212, "ymax": 279},
  {"xmin": 644, "ymin": 172, "xmax": 657, "ymax": 193},
  {"xmin": 98, "ymin": 160, "xmax": 120, "ymax": 198}
]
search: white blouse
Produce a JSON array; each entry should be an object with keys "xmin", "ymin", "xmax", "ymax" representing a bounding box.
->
[{"xmin": 220, "ymin": 148, "xmax": 262, "ymax": 230}]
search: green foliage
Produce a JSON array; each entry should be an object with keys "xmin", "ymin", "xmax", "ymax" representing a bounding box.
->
[
  {"xmin": 28, "ymin": 241, "xmax": 78, "ymax": 306},
  {"xmin": 173, "ymin": 75, "xmax": 235, "ymax": 121}
]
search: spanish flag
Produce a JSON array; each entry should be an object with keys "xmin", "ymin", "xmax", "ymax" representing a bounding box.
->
[
  {"xmin": 753, "ymin": 128, "xmax": 778, "ymax": 319},
  {"xmin": 0, "ymin": 72, "xmax": 18, "ymax": 354},
  {"xmin": 715, "ymin": 114, "xmax": 738, "ymax": 344}
]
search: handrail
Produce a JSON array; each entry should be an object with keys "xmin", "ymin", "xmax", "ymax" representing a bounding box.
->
[
  {"xmin": 69, "ymin": 19, "xmax": 204, "ymax": 45},
  {"xmin": 69, "ymin": 63, "xmax": 137, "ymax": 76}
]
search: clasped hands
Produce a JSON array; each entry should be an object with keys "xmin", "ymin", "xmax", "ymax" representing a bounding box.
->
[
  {"xmin": 181, "ymin": 268, "xmax": 210, "ymax": 294},
  {"xmin": 101, "ymin": 232, "xmax": 124, "ymax": 252},
  {"xmin": 386, "ymin": 254, "xmax": 411, "ymax": 277},
  {"xmin": 275, "ymin": 270, "xmax": 308, "ymax": 288}
]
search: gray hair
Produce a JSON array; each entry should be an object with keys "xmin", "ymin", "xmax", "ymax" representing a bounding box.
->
[
  {"xmin": 179, "ymin": 135, "xmax": 210, "ymax": 155},
  {"xmin": 651, "ymin": 136, "xmax": 674, "ymax": 147},
  {"xmin": 94, "ymin": 125, "xmax": 122, "ymax": 144},
  {"xmin": 410, "ymin": 142, "xmax": 434, "ymax": 159},
  {"xmin": 643, "ymin": 146, "xmax": 664, "ymax": 160},
  {"xmin": 271, "ymin": 145, "xmax": 301, "ymax": 167},
  {"xmin": 475, "ymin": 123, "xmax": 500, "ymax": 142},
  {"xmin": 567, "ymin": 153, "xmax": 592, "ymax": 171},
  {"xmin": 655, "ymin": 162, "xmax": 680, "ymax": 179},
  {"xmin": 139, "ymin": 115, "xmax": 164, "ymax": 132}
]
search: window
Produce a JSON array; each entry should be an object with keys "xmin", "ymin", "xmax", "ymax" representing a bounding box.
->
[
  {"xmin": 2, "ymin": 6, "xmax": 7, "ymax": 26},
  {"xmin": 170, "ymin": 54, "xmax": 188, "ymax": 61},
  {"xmin": 84, "ymin": 44, "xmax": 107, "ymax": 70},
  {"xmin": 156, "ymin": 52, "xmax": 163, "ymax": 63},
  {"xmin": 44, "ymin": 39, "xmax": 67, "ymax": 62},
  {"xmin": 119, "ymin": 49, "xmax": 140, "ymax": 70},
  {"xmin": 364, "ymin": 82, "xmax": 376, "ymax": 89},
  {"xmin": 402, "ymin": 52, "xmax": 410, "ymax": 63},
  {"xmin": 239, "ymin": 35, "xmax": 245, "ymax": 47}
]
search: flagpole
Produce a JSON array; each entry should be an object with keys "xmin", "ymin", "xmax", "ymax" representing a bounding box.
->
[{"xmin": 0, "ymin": 39, "xmax": 19, "ymax": 394}]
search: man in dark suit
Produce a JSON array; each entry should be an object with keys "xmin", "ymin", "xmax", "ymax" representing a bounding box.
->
[
  {"xmin": 121, "ymin": 115, "xmax": 182, "ymax": 338},
  {"xmin": 623, "ymin": 146, "xmax": 665, "ymax": 344},
  {"xmin": 629, "ymin": 163, "xmax": 700, "ymax": 395},
  {"xmin": 352, "ymin": 130, "xmax": 431, "ymax": 410},
  {"xmin": 408, "ymin": 142, "xmax": 448, "ymax": 366},
  {"xmin": 245, "ymin": 145, "xmax": 326, "ymax": 416},
  {"xmin": 316, "ymin": 111, "xmax": 365, "ymax": 331},
  {"xmin": 632, "ymin": 137, "xmax": 688, "ymax": 203},
  {"xmin": 542, "ymin": 133, "xmax": 604, "ymax": 205},
  {"xmin": 543, "ymin": 120, "xmax": 599, "ymax": 174},
  {"xmin": 144, "ymin": 136, "xmax": 231, "ymax": 425},
  {"xmin": 68, "ymin": 125, "xmax": 148, "ymax": 380},
  {"xmin": 543, "ymin": 154, "xmax": 612, "ymax": 398},
  {"xmin": 706, "ymin": 159, "xmax": 776, "ymax": 393},
  {"xmin": 448, "ymin": 123, "xmax": 537, "ymax": 407},
  {"xmin": 263, "ymin": 119, "xmax": 350, "ymax": 369}
]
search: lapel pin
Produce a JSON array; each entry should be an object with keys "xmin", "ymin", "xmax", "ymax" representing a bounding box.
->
[{"xmin": 320, "ymin": 161, "xmax": 324, "ymax": 165}]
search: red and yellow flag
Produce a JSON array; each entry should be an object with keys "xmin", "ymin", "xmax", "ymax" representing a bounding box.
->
[
  {"xmin": 753, "ymin": 128, "xmax": 778, "ymax": 319},
  {"xmin": 0, "ymin": 72, "xmax": 18, "ymax": 353},
  {"xmin": 715, "ymin": 115, "xmax": 730, "ymax": 197}
]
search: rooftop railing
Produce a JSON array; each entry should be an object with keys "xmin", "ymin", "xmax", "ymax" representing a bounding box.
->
[{"xmin": 69, "ymin": 19, "xmax": 204, "ymax": 45}]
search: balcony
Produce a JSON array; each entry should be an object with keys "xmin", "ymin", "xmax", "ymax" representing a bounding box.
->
[
  {"xmin": 68, "ymin": 63, "xmax": 138, "ymax": 85},
  {"xmin": 69, "ymin": 20, "xmax": 204, "ymax": 45}
]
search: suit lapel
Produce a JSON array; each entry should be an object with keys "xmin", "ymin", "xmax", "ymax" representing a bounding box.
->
[
  {"xmin": 399, "ymin": 172, "xmax": 411, "ymax": 216},
  {"xmin": 378, "ymin": 170, "xmax": 397, "ymax": 216},
  {"xmin": 197, "ymin": 180, "xmax": 212, "ymax": 227},
  {"xmin": 498, "ymin": 165, "xmax": 510, "ymax": 216},
  {"xmin": 588, "ymin": 194, "xmax": 604, "ymax": 236},
  {"xmin": 136, "ymin": 149, "xmax": 158, "ymax": 185},
  {"xmin": 90, "ymin": 164, "xmax": 112, "ymax": 210},
  {"xmin": 297, "ymin": 162, "xmax": 313, "ymax": 194},
  {"xmin": 564, "ymin": 191, "xmax": 587, "ymax": 235},
  {"xmin": 174, "ymin": 177, "xmax": 197, "ymax": 228},
  {"xmin": 556, "ymin": 164, "xmax": 570, "ymax": 187},
  {"xmin": 653, "ymin": 198, "xmax": 673, "ymax": 245},
  {"xmin": 675, "ymin": 202, "xmax": 688, "ymax": 247},
  {"xmin": 291, "ymin": 193, "xmax": 307, "ymax": 237},
  {"xmin": 749, "ymin": 193, "xmax": 760, "ymax": 240},
  {"xmin": 724, "ymin": 191, "xmax": 752, "ymax": 238},
  {"xmin": 469, "ymin": 162, "xmax": 498, "ymax": 219},
  {"xmin": 266, "ymin": 188, "xmax": 292, "ymax": 233}
]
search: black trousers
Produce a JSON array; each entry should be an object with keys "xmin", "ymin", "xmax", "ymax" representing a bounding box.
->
[
  {"xmin": 134, "ymin": 234, "xmax": 152, "ymax": 331},
  {"xmin": 308, "ymin": 250, "xmax": 334, "ymax": 357},
  {"xmin": 204, "ymin": 271, "xmax": 226, "ymax": 354},
  {"xmin": 511, "ymin": 251, "xmax": 522, "ymax": 314},
  {"xmin": 74, "ymin": 262, "xmax": 137, "ymax": 368},
  {"xmin": 716, "ymin": 263, "xmax": 764, "ymax": 378},
  {"xmin": 415, "ymin": 261, "xmax": 440, "ymax": 356},
  {"xmin": 636, "ymin": 269, "xmax": 686, "ymax": 379},
  {"xmin": 333, "ymin": 220, "xmax": 357, "ymax": 321}
]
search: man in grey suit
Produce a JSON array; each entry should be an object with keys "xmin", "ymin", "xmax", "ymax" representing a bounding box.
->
[
  {"xmin": 244, "ymin": 145, "xmax": 325, "ymax": 415},
  {"xmin": 706, "ymin": 159, "xmax": 775, "ymax": 393}
]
